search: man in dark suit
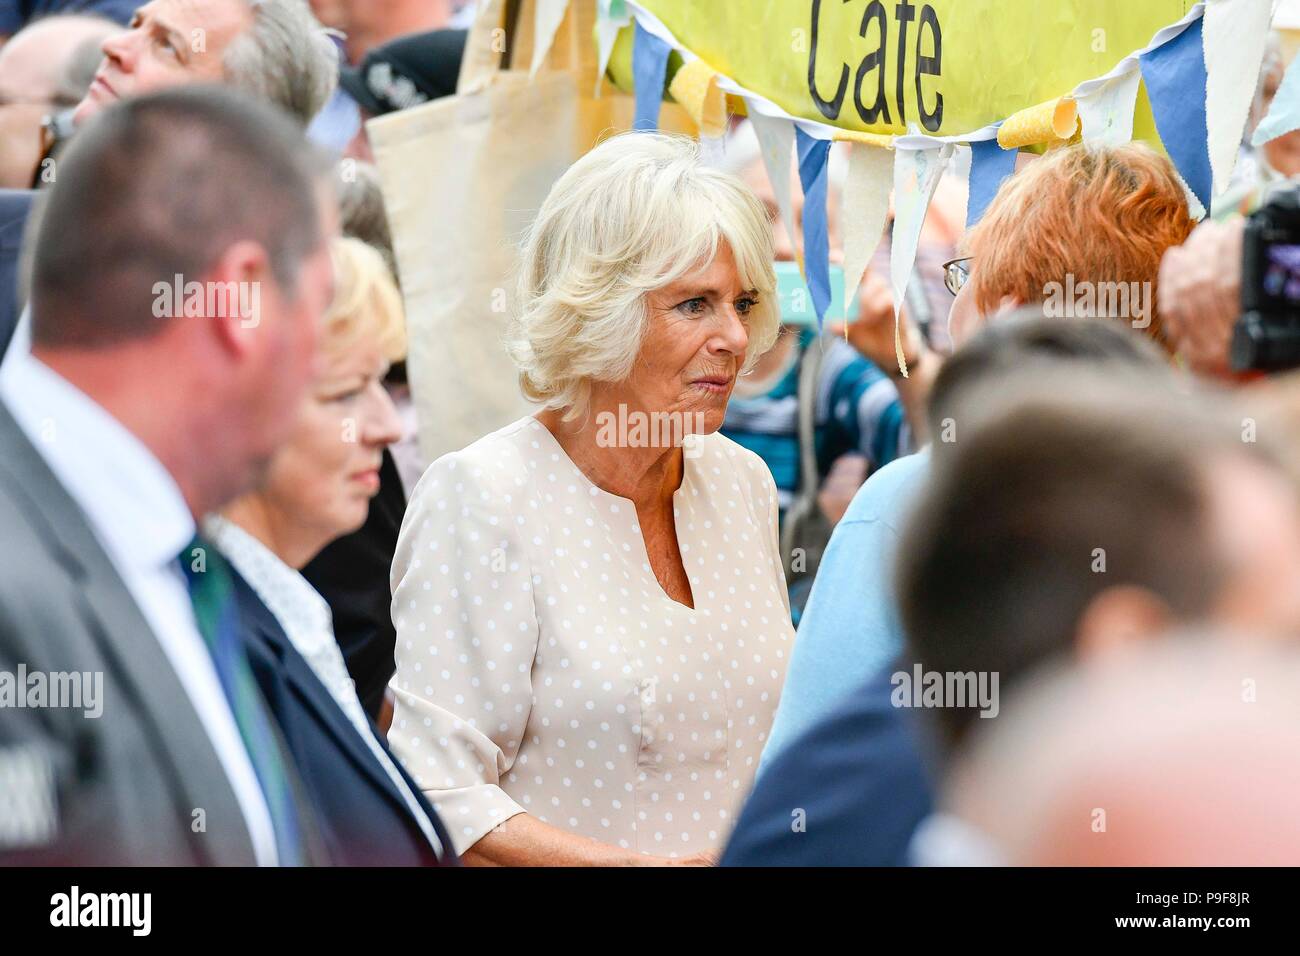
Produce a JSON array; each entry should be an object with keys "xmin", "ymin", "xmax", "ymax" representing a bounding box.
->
[
  {"xmin": 0, "ymin": 87, "xmax": 334, "ymax": 864},
  {"xmin": 231, "ymin": 570, "xmax": 456, "ymax": 865}
]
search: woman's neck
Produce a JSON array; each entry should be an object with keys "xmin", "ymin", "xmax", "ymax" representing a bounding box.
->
[
  {"xmin": 220, "ymin": 494, "xmax": 324, "ymax": 571},
  {"xmin": 536, "ymin": 405, "xmax": 684, "ymax": 513}
]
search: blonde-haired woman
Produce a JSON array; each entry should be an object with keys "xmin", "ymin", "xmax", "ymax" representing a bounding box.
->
[
  {"xmin": 207, "ymin": 237, "xmax": 453, "ymax": 865},
  {"xmin": 389, "ymin": 132, "xmax": 795, "ymax": 865}
]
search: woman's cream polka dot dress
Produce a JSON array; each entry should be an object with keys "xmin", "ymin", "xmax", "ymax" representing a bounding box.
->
[{"xmin": 388, "ymin": 416, "xmax": 795, "ymax": 859}]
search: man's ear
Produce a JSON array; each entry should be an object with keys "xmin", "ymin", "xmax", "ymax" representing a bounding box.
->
[
  {"xmin": 205, "ymin": 240, "xmax": 272, "ymax": 358},
  {"xmin": 1074, "ymin": 584, "xmax": 1175, "ymax": 661}
]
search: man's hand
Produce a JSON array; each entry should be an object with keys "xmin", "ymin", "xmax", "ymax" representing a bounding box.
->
[{"xmin": 1158, "ymin": 218, "xmax": 1245, "ymax": 378}]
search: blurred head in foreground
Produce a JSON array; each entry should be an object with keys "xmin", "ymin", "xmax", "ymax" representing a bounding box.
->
[
  {"xmin": 897, "ymin": 361, "xmax": 1300, "ymax": 753},
  {"xmin": 30, "ymin": 85, "xmax": 336, "ymax": 515},
  {"xmin": 942, "ymin": 638, "xmax": 1300, "ymax": 865}
]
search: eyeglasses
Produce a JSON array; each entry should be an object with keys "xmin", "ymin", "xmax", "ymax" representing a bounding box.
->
[{"xmin": 942, "ymin": 257, "xmax": 973, "ymax": 296}]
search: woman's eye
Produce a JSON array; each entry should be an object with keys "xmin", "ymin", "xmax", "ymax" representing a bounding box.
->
[
  {"xmin": 736, "ymin": 297, "xmax": 757, "ymax": 316},
  {"xmin": 676, "ymin": 297, "xmax": 707, "ymax": 317}
]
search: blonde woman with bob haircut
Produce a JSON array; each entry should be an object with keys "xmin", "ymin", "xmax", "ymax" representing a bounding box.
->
[
  {"xmin": 389, "ymin": 132, "xmax": 796, "ymax": 865},
  {"xmin": 204, "ymin": 238, "xmax": 454, "ymax": 865}
]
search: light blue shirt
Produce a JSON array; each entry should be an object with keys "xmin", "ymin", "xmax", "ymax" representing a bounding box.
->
[
  {"xmin": 306, "ymin": 88, "xmax": 362, "ymax": 153},
  {"xmin": 759, "ymin": 448, "xmax": 931, "ymax": 774}
]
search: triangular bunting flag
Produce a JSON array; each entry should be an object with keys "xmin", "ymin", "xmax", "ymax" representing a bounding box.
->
[
  {"xmin": 529, "ymin": 0, "xmax": 571, "ymax": 79},
  {"xmin": 841, "ymin": 142, "xmax": 894, "ymax": 317},
  {"xmin": 795, "ymin": 128, "xmax": 833, "ymax": 326},
  {"xmin": 595, "ymin": 0, "xmax": 632, "ymax": 97},
  {"xmin": 966, "ymin": 132, "xmax": 1017, "ymax": 228},
  {"xmin": 632, "ymin": 20, "xmax": 671, "ymax": 132},
  {"xmin": 1140, "ymin": 16, "xmax": 1213, "ymax": 212},
  {"xmin": 750, "ymin": 113, "xmax": 798, "ymax": 271},
  {"xmin": 891, "ymin": 144, "xmax": 953, "ymax": 377},
  {"xmin": 1203, "ymin": 0, "xmax": 1273, "ymax": 198},
  {"xmin": 1075, "ymin": 68, "xmax": 1142, "ymax": 146}
]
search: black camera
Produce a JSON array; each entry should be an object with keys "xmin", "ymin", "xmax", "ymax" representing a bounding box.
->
[{"xmin": 1232, "ymin": 183, "xmax": 1300, "ymax": 372}]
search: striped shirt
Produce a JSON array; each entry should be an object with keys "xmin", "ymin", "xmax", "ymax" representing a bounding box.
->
[{"xmin": 722, "ymin": 331, "xmax": 910, "ymax": 512}]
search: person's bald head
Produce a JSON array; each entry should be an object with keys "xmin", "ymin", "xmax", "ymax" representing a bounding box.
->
[
  {"xmin": 0, "ymin": 15, "xmax": 123, "ymax": 105},
  {"xmin": 946, "ymin": 638, "xmax": 1300, "ymax": 865}
]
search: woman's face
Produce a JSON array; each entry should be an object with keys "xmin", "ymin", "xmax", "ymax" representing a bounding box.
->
[
  {"xmin": 262, "ymin": 332, "xmax": 402, "ymax": 553},
  {"xmin": 607, "ymin": 242, "xmax": 756, "ymax": 437}
]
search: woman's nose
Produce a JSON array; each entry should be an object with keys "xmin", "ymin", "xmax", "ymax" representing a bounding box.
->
[
  {"xmin": 710, "ymin": 305, "xmax": 750, "ymax": 357},
  {"xmin": 361, "ymin": 383, "xmax": 404, "ymax": 447}
]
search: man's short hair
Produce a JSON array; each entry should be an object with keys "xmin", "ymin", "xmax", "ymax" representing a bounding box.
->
[
  {"xmin": 31, "ymin": 84, "xmax": 327, "ymax": 348},
  {"xmin": 926, "ymin": 310, "xmax": 1172, "ymax": 438},
  {"xmin": 897, "ymin": 371, "xmax": 1250, "ymax": 747}
]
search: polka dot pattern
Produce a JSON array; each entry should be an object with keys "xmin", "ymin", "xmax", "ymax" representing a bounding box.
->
[{"xmin": 388, "ymin": 417, "xmax": 794, "ymax": 858}]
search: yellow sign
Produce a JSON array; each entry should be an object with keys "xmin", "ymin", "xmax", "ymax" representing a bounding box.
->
[{"xmin": 615, "ymin": 0, "xmax": 1195, "ymax": 139}]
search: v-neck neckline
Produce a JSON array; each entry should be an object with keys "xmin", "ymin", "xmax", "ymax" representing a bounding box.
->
[{"xmin": 526, "ymin": 416, "xmax": 699, "ymax": 612}]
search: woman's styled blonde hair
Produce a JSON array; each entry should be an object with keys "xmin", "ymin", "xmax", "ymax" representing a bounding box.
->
[
  {"xmin": 323, "ymin": 236, "xmax": 407, "ymax": 364},
  {"xmin": 508, "ymin": 131, "xmax": 779, "ymax": 419}
]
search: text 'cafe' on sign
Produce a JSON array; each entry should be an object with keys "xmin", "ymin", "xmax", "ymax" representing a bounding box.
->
[{"xmin": 635, "ymin": 0, "xmax": 1196, "ymax": 139}]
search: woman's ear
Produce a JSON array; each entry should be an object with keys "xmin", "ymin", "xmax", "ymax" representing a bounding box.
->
[{"xmin": 1073, "ymin": 584, "xmax": 1175, "ymax": 661}]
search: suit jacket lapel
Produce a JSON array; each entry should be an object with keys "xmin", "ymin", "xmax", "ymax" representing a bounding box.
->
[
  {"xmin": 0, "ymin": 403, "xmax": 257, "ymax": 866},
  {"xmin": 250, "ymin": 609, "xmax": 414, "ymax": 816}
]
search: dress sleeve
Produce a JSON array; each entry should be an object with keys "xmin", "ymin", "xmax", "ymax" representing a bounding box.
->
[{"xmin": 387, "ymin": 451, "xmax": 538, "ymax": 855}]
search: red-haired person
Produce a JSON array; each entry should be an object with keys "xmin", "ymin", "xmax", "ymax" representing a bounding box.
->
[
  {"xmin": 947, "ymin": 141, "xmax": 1195, "ymax": 350},
  {"xmin": 756, "ymin": 141, "xmax": 1197, "ymax": 780}
]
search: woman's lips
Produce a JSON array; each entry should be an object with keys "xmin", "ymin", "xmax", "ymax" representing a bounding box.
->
[
  {"xmin": 351, "ymin": 468, "xmax": 381, "ymax": 492},
  {"xmin": 90, "ymin": 74, "xmax": 116, "ymax": 99},
  {"xmin": 691, "ymin": 376, "xmax": 733, "ymax": 394}
]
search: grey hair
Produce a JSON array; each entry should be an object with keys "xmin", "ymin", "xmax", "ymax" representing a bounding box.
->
[
  {"xmin": 223, "ymin": 0, "xmax": 338, "ymax": 126},
  {"xmin": 508, "ymin": 132, "xmax": 779, "ymax": 421}
]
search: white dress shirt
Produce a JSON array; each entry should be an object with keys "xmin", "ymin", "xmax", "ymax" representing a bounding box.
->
[
  {"xmin": 204, "ymin": 514, "xmax": 445, "ymax": 857},
  {"xmin": 0, "ymin": 349, "xmax": 281, "ymax": 865}
]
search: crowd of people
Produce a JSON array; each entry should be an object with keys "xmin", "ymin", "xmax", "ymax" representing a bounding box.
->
[{"xmin": 1, "ymin": 0, "xmax": 1298, "ymax": 868}]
